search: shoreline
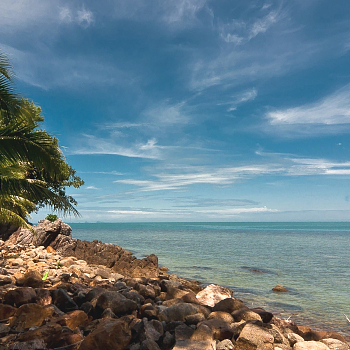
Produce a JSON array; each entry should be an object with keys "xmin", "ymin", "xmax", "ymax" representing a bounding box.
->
[{"xmin": 0, "ymin": 219, "xmax": 349, "ymax": 349}]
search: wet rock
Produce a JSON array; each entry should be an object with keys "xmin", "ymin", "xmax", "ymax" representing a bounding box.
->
[
  {"xmin": 213, "ymin": 297, "xmax": 246, "ymax": 313},
  {"xmin": 79, "ymin": 318, "xmax": 132, "ymax": 350},
  {"xmin": 196, "ymin": 284, "xmax": 233, "ymax": 307},
  {"xmin": 296, "ymin": 325, "xmax": 347, "ymax": 343},
  {"xmin": 272, "ymin": 284, "xmax": 289, "ymax": 292},
  {"xmin": 4, "ymin": 287, "xmax": 37, "ymax": 306},
  {"xmin": 251, "ymin": 307, "xmax": 274, "ymax": 323}
]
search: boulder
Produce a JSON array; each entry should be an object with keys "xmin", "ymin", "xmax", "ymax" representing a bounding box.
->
[
  {"xmin": 232, "ymin": 308, "xmax": 263, "ymax": 323},
  {"xmin": 79, "ymin": 318, "xmax": 132, "ymax": 350},
  {"xmin": 293, "ymin": 341, "xmax": 331, "ymax": 350},
  {"xmin": 196, "ymin": 284, "xmax": 233, "ymax": 307},
  {"xmin": 9, "ymin": 304, "xmax": 57, "ymax": 331},
  {"xmin": 321, "ymin": 338, "xmax": 350, "ymax": 350},
  {"xmin": 51, "ymin": 288, "xmax": 78, "ymax": 312},
  {"xmin": 55, "ymin": 310, "xmax": 89, "ymax": 329},
  {"xmin": 0, "ymin": 304, "xmax": 16, "ymax": 319},
  {"xmin": 159, "ymin": 302, "xmax": 210, "ymax": 323},
  {"xmin": 213, "ymin": 297, "xmax": 246, "ymax": 313},
  {"xmin": 235, "ymin": 323, "xmax": 274, "ymax": 350},
  {"xmin": 272, "ymin": 284, "xmax": 289, "ymax": 292},
  {"xmin": 95, "ymin": 291, "xmax": 138, "ymax": 316},
  {"xmin": 4, "ymin": 287, "xmax": 37, "ymax": 306},
  {"xmin": 207, "ymin": 311, "xmax": 234, "ymax": 323},
  {"xmin": 143, "ymin": 318, "xmax": 163, "ymax": 342},
  {"xmin": 199, "ymin": 318, "xmax": 235, "ymax": 340},
  {"xmin": 16, "ymin": 269, "xmax": 44, "ymax": 288}
]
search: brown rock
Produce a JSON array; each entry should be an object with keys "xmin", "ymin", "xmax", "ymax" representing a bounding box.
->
[
  {"xmin": 35, "ymin": 288, "xmax": 52, "ymax": 306},
  {"xmin": 250, "ymin": 307, "xmax": 274, "ymax": 323},
  {"xmin": 321, "ymin": 338, "xmax": 350, "ymax": 350},
  {"xmin": 46, "ymin": 246, "xmax": 56, "ymax": 253},
  {"xmin": 56, "ymin": 310, "xmax": 89, "ymax": 329},
  {"xmin": 17, "ymin": 269, "xmax": 44, "ymax": 288},
  {"xmin": 207, "ymin": 311, "xmax": 234, "ymax": 323},
  {"xmin": 79, "ymin": 318, "xmax": 132, "ymax": 350},
  {"xmin": 95, "ymin": 291, "xmax": 138, "ymax": 317},
  {"xmin": 199, "ymin": 318, "xmax": 235, "ymax": 340},
  {"xmin": 272, "ymin": 284, "xmax": 289, "ymax": 292},
  {"xmin": 4, "ymin": 287, "xmax": 37, "ymax": 306},
  {"xmin": 0, "ymin": 304, "xmax": 16, "ymax": 319},
  {"xmin": 9, "ymin": 304, "xmax": 57, "ymax": 331},
  {"xmin": 159, "ymin": 302, "xmax": 210, "ymax": 323},
  {"xmin": 296, "ymin": 325, "xmax": 347, "ymax": 343},
  {"xmin": 235, "ymin": 323, "xmax": 274, "ymax": 350},
  {"xmin": 232, "ymin": 308, "xmax": 263, "ymax": 323}
]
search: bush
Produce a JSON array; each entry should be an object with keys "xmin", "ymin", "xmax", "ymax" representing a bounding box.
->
[{"xmin": 45, "ymin": 214, "xmax": 58, "ymax": 222}]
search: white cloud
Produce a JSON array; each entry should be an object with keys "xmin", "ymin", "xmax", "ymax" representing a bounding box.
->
[
  {"xmin": 59, "ymin": 7, "xmax": 73, "ymax": 23},
  {"xmin": 71, "ymin": 134, "xmax": 163, "ymax": 159},
  {"xmin": 77, "ymin": 7, "xmax": 94, "ymax": 27},
  {"xmin": 197, "ymin": 206, "xmax": 278, "ymax": 215},
  {"xmin": 267, "ymin": 84, "xmax": 350, "ymax": 125},
  {"xmin": 85, "ymin": 186, "xmax": 99, "ymax": 190}
]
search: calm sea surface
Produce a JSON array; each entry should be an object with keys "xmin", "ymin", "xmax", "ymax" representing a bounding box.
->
[{"xmin": 69, "ymin": 222, "xmax": 350, "ymax": 338}]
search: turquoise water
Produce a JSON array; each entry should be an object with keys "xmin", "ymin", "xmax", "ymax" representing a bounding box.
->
[{"xmin": 69, "ymin": 222, "xmax": 350, "ymax": 338}]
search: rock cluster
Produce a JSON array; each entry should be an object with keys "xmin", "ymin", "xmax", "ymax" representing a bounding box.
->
[
  {"xmin": 0, "ymin": 221, "xmax": 348, "ymax": 350},
  {"xmin": 4, "ymin": 220, "xmax": 160, "ymax": 279}
]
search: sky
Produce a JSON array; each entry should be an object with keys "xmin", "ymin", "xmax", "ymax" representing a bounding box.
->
[{"xmin": 1, "ymin": 0, "xmax": 350, "ymax": 222}]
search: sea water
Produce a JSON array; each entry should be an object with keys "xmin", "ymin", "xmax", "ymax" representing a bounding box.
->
[{"xmin": 69, "ymin": 222, "xmax": 350, "ymax": 338}]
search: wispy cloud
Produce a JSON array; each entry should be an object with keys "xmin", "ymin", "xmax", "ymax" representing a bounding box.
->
[
  {"xmin": 267, "ymin": 84, "xmax": 350, "ymax": 125},
  {"xmin": 71, "ymin": 134, "xmax": 163, "ymax": 159}
]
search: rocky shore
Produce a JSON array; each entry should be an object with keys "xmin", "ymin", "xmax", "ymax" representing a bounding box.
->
[{"xmin": 0, "ymin": 220, "xmax": 348, "ymax": 350}]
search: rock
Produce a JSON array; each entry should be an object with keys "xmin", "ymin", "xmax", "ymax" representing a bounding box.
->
[
  {"xmin": 4, "ymin": 287, "xmax": 37, "ymax": 306},
  {"xmin": 35, "ymin": 288, "xmax": 52, "ymax": 306},
  {"xmin": 272, "ymin": 284, "xmax": 289, "ymax": 292},
  {"xmin": 235, "ymin": 323, "xmax": 274, "ymax": 350},
  {"xmin": 162, "ymin": 331, "xmax": 175, "ymax": 348},
  {"xmin": 321, "ymin": 338, "xmax": 350, "ymax": 350},
  {"xmin": 56, "ymin": 310, "xmax": 89, "ymax": 329},
  {"xmin": 207, "ymin": 311, "xmax": 234, "ymax": 323},
  {"xmin": 144, "ymin": 318, "xmax": 163, "ymax": 342},
  {"xmin": 0, "ymin": 324, "xmax": 10, "ymax": 337},
  {"xmin": 196, "ymin": 284, "xmax": 233, "ymax": 307},
  {"xmin": 140, "ymin": 339, "xmax": 161, "ymax": 350},
  {"xmin": 288, "ymin": 333, "xmax": 305, "ymax": 346},
  {"xmin": 159, "ymin": 302, "xmax": 210, "ymax": 323},
  {"xmin": 140, "ymin": 303, "xmax": 158, "ymax": 319},
  {"xmin": 293, "ymin": 341, "xmax": 331, "ymax": 350},
  {"xmin": 173, "ymin": 324, "xmax": 216, "ymax": 350},
  {"xmin": 213, "ymin": 297, "xmax": 246, "ymax": 313},
  {"xmin": 15, "ymin": 322, "xmax": 62, "ymax": 348},
  {"xmin": 0, "ymin": 304, "xmax": 16, "ymax": 319},
  {"xmin": 51, "ymin": 288, "xmax": 78, "ymax": 312},
  {"xmin": 51, "ymin": 329, "xmax": 84, "ymax": 350},
  {"xmin": 185, "ymin": 312, "xmax": 206, "ymax": 325},
  {"xmin": 296, "ymin": 325, "xmax": 347, "ymax": 343},
  {"xmin": 199, "ymin": 318, "xmax": 235, "ymax": 340},
  {"xmin": 250, "ymin": 307, "xmax": 274, "ymax": 323},
  {"xmin": 139, "ymin": 285, "xmax": 156, "ymax": 299},
  {"xmin": 0, "ymin": 275, "xmax": 15, "ymax": 286},
  {"xmin": 16, "ymin": 269, "xmax": 43, "ymax": 288},
  {"xmin": 217, "ymin": 339, "xmax": 235, "ymax": 350},
  {"xmin": 79, "ymin": 318, "xmax": 132, "ymax": 350},
  {"xmin": 95, "ymin": 291, "xmax": 138, "ymax": 316},
  {"xmin": 9, "ymin": 304, "xmax": 57, "ymax": 331},
  {"xmin": 232, "ymin": 308, "xmax": 263, "ymax": 323}
]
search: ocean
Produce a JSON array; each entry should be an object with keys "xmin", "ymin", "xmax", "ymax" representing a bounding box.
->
[{"xmin": 69, "ymin": 222, "xmax": 350, "ymax": 338}]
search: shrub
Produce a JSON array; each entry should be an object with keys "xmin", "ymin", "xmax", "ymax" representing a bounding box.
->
[{"xmin": 45, "ymin": 214, "xmax": 58, "ymax": 222}]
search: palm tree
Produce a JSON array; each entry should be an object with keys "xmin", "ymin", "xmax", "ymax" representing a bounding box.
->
[{"xmin": 0, "ymin": 52, "xmax": 82, "ymax": 227}]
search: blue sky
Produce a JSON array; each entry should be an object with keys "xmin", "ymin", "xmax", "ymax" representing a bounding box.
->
[{"xmin": 2, "ymin": 0, "xmax": 350, "ymax": 222}]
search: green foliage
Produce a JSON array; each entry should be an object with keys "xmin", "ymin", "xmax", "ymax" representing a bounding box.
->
[
  {"xmin": 42, "ymin": 271, "xmax": 49, "ymax": 281},
  {"xmin": 0, "ymin": 51, "xmax": 84, "ymax": 227},
  {"xmin": 45, "ymin": 214, "xmax": 58, "ymax": 222}
]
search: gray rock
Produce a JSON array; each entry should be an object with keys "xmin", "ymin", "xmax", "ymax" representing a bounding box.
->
[
  {"xmin": 321, "ymin": 338, "xmax": 350, "ymax": 350},
  {"xmin": 217, "ymin": 339, "xmax": 235, "ymax": 350},
  {"xmin": 293, "ymin": 341, "xmax": 331, "ymax": 350},
  {"xmin": 95, "ymin": 291, "xmax": 138, "ymax": 316}
]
